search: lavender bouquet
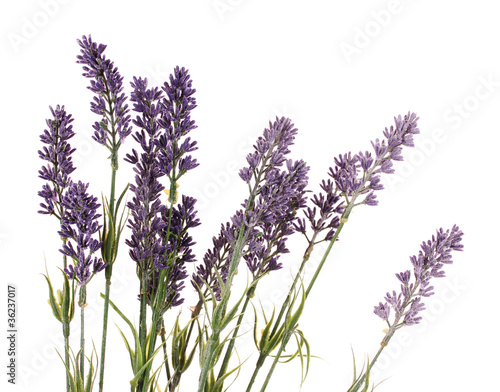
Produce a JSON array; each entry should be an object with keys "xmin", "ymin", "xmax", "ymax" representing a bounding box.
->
[{"xmin": 37, "ymin": 35, "xmax": 464, "ymax": 392}]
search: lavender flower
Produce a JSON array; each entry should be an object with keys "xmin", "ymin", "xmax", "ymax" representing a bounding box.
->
[
  {"xmin": 76, "ymin": 34, "xmax": 132, "ymax": 156},
  {"xmin": 193, "ymin": 117, "xmax": 309, "ymax": 297},
  {"xmin": 125, "ymin": 77, "xmax": 167, "ymax": 273},
  {"xmin": 151, "ymin": 195, "xmax": 200, "ymax": 310},
  {"xmin": 59, "ymin": 181, "xmax": 105, "ymax": 285},
  {"xmin": 38, "ymin": 105, "xmax": 76, "ymax": 218},
  {"xmin": 303, "ymin": 113, "xmax": 419, "ymax": 242},
  {"xmin": 126, "ymin": 73, "xmax": 200, "ymax": 310},
  {"xmin": 244, "ymin": 159, "xmax": 309, "ymax": 277},
  {"xmin": 156, "ymin": 66, "xmax": 199, "ymax": 201},
  {"xmin": 375, "ymin": 225, "xmax": 464, "ymax": 342}
]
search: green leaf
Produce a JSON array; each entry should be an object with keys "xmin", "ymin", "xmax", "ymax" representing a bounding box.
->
[
  {"xmin": 130, "ymin": 340, "xmax": 166, "ymax": 391},
  {"xmin": 103, "ymin": 294, "xmax": 143, "ymax": 372},
  {"xmin": 42, "ymin": 270, "xmax": 62, "ymax": 322},
  {"xmin": 219, "ymin": 287, "xmax": 246, "ymax": 331},
  {"xmin": 286, "ymin": 281, "xmax": 306, "ymax": 332},
  {"xmin": 61, "ymin": 268, "xmax": 71, "ymax": 323},
  {"xmin": 56, "ymin": 348, "xmax": 78, "ymax": 392},
  {"xmin": 116, "ymin": 324, "xmax": 136, "ymax": 372}
]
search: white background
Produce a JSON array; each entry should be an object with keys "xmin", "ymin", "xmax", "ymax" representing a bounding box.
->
[{"xmin": 1, "ymin": 0, "xmax": 498, "ymax": 391}]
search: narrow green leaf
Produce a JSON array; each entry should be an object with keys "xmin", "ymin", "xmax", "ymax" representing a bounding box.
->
[
  {"xmin": 56, "ymin": 348, "xmax": 78, "ymax": 392},
  {"xmin": 42, "ymin": 272, "xmax": 62, "ymax": 322},
  {"xmin": 61, "ymin": 268, "xmax": 71, "ymax": 323},
  {"xmin": 130, "ymin": 341, "xmax": 166, "ymax": 390},
  {"xmin": 116, "ymin": 324, "xmax": 136, "ymax": 372},
  {"xmin": 103, "ymin": 294, "xmax": 143, "ymax": 371}
]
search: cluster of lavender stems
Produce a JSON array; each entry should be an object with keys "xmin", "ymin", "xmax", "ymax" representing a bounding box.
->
[
  {"xmin": 125, "ymin": 66, "xmax": 199, "ymax": 392},
  {"xmin": 38, "ymin": 104, "xmax": 106, "ymax": 390},
  {"xmin": 37, "ymin": 35, "xmax": 466, "ymax": 392},
  {"xmin": 240, "ymin": 113, "xmax": 421, "ymax": 392}
]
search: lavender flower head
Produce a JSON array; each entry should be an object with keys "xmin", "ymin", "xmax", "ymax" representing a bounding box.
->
[
  {"xmin": 301, "ymin": 113, "xmax": 419, "ymax": 242},
  {"xmin": 76, "ymin": 35, "xmax": 132, "ymax": 153},
  {"xmin": 126, "ymin": 72, "xmax": 200, "ymax": 310},
  {"xmin": 193, "ymin": 117, "xmax": 309, "ymax": 297},
  {"xmin": 157, "ymin": 66, "xmax": 199, "ymax": 193},
  {"xmin": 59, "ymin": 181, "xmax": 105, "ymax": 285},
  {"xmin": 38, "ymin": 105, "xmax": 76, "ymax": 218},
  {"xmin": 374, "ymin": 225, "xmax": 463, "ymax": 338},
  {"xmin": 125, "ymin": 77, "xmax": 167, "ymax": 272}
]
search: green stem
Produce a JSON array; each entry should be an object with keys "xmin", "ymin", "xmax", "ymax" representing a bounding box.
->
[
  {"xmin": 160, "ymin": 321, "xmax": 172, "ymax": 386},
  {"xmin": 245, "ymin": 353, "xmax": 266, "ymax": 392},
  {"xmin": 63, "ymin": 322, "xmax": 70, "ymax": 392},
  {"xmin": 349, "ymin": 345, "xmax": 386, "ymax": 392},
  {"xmin": 258, "ymin": 333, "xmax": 290, "ymax": 392},
  {"xmin": 136, "ymin": 272, "xmax": 149, "ymax": 392},
  {"xmin": 244, "ymin": 238, "xmax": 316, "ymax": 392},
  {"xmin": 197, "ymin": 221, "xmax": 248, "ymax": 392},
  {"xmin": 79, "ymin": 284, "xmax": 87, "ymax": 378},
  {"xmin": 215, "ymin": 287, "xmax": 253, "ymax": 390},
  {"xmin": 255, "ymin": 219, "xmax": 349, "ymax": 392},
  {"xmin": 99, "ymin": 163, "xmax": 117, "ymax": 392},
  {"xmin": 305, "ymin": 219, "xmax": 346, "ymax": 298},
  {"xmin": 98, "ymin": 274, "xmax": 112, "ymax": 392}
]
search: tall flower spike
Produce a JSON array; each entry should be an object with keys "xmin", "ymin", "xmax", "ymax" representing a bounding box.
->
[
  {"xmin": 125, "ymin": 77, "xmax": 167, "ymax": 274},
  {"xmin": 244, "ymin": 158, "xmax": 310, "ymax": 278},
  {"xmin": 38, "ymin": 105, "xmax": 76, "ymax": 218},
  {"xmin": 157, "ymin": 66, "xmax": 199, "ymax": 200},
  {"xmin": 374, "ymin": 225, "xmax": 463, "ymax": 334},
  {"xmin": 59, "ymin": 181, "xmax": 105, "ymax": 285},
  {"xmin": 76, "ymin": 34, "xmax": 132, "ymax": 159},
  {"xmin": 304, "ymin": 113, "xmax": 419, "ymax": 243},
  {"xmin": 150, "ymin": 195, "xmax": 201, "ymax": 311},
  {"xmin": 193, "ymin": 117, "xmax": 308, "ymax": 297}
]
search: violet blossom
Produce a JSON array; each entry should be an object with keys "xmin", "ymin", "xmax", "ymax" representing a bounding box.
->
[
  {"xmin": 301, "ymin": 112, "xmax": 420, "ymax": 242},
  {"xmin": 126, "ymin": 71, "xmax": 200, "ymax": 310},
  {"xmin": 374, "ymin": 225, "xmax": 464, "ymax": 342},
  {"xmin": 193, "ymin": 117, "xmax": 309, "ymax": 297},
  {"xmin": 125, "ymin": 76, "xmax": 167, "ymax": 273},
  {"xmin": 38, "ymin": 105, "xmax": 76, "ymax": 218},
  {"xmin": 76, "ymin": 34, "xmax": 132, "ymax": 154},
  {"xmin": 59, "ymin": 181, "xmax": 105, "ymax": 285}
]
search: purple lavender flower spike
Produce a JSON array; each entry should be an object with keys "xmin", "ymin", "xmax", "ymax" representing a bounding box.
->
[
  {"xmin": 157, "ymin": 66, "xmax": 199, "ymax": 186},
  {"xmin": 304, "ymin": 112, "xmax": 419, "ymax": 243},
  {"xmin": 125, "ymin": 77, "xmax": 167, "ymax": 273},
  {"xmin": 38, "ymin": 105, "xmax": 76, "ymax": 218},
  {"xmin": 193, "ymin": 117, "xmax": 309, "ymax": 297},
  {"xmin": 58, "ymin": 181, "xmax": 105, "ymax": 285},
  {"xmin": 76, "ymin": 35, "xmax": 132, "ymax": 153},
  {"xmin": 126, "ymin": 74, "xmax": 201, "ymax": 311},
  {"xmin": 152, "ymin": 195, "xmax": 201, "ymax": 309},
  {"xmin": 374, "ymin": 225, "xmax": 463, "ymax": 342}
]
